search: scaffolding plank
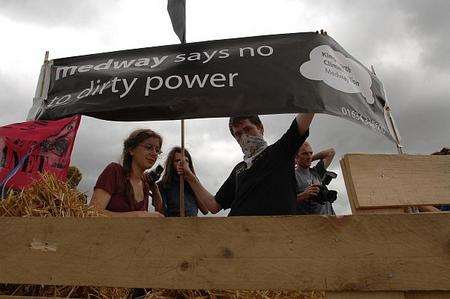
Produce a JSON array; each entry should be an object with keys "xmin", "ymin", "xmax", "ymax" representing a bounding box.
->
[
  {"xmin": 0, "ymin": 214, "xmax": 449, "ymax": 290},
  {"xmin": 341, "ymin": 156, "xmax": 404, "ymax": 214},
  {"xmin": 341, "ymin": 154, "xmax": 450, "ymax": 208}
]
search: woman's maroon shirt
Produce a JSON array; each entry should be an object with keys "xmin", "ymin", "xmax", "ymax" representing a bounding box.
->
[{"xmin": 94, "ymin": 162, "xmax": 148, "ymax": 212}]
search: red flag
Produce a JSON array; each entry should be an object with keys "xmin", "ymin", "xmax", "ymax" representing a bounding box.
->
[{"xmin": 0, "ymin": 115, "xmax": 81, "ymax": 191}]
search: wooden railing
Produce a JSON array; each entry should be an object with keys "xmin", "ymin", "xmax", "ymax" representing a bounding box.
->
[{"xmin": 0, "ymin": 154, "xmax": 449, "ymax": 298}]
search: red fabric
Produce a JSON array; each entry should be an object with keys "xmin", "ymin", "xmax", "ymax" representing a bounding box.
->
[
  {"xmin": 94, "ymin": 162, "xmax": 149, "ymax": 212},
  {"xmin": 0, "ymin": 115, "xmax": 81, "ymax": 189}
]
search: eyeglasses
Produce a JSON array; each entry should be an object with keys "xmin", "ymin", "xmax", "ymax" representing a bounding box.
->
[{"xmin": 139, "ymin": 144, "xmax": 162, "ymax": 155}]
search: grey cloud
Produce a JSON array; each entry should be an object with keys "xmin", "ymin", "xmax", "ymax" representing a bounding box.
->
[
  {"xmin": 398, "ymin": 0, "xmax": 450, "ymax": 71},
  {"xmin": 0, "ymin": 0, "xmax": 117, "ymax": 27},
  {"xmin": 0, "ymin": 74, "xmax": 31, "ymax": 124},
  {"xmin": 310, "ymin": 0, "xmax": 450, "ymax": 73},
  {"xmin": 307, "ymin": 0, "xmax": 409, "ymax": 64},
  {"xmin": 395, "ymin": 101, "xmax": 450, "ymax": 153}
]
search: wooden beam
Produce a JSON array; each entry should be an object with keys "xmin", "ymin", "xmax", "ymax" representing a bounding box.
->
[
  {"xmin": 340, "ymin": 156, "xmax": 359, "ymax": 214},
  {"xmin": 341, "ymin": 154, "xmax": 450, "ymax": 208},
  {"xmin": 405, "ymin": 291, "xmax": 450, "ymax": 299},
  {"xmin": 340, "ymin": 157, "xmax": 404, "ymax": 214},
  {"xmin": 0, "ymin": 214, "xmax": 449, "ymax": 290},
  {"xmin": 326, "ymin": 291, "xmax": 405, "ymax": 299}
]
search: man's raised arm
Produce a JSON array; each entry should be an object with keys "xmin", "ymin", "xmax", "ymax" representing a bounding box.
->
[
  {"xmin": 312, "ymin": 148, "xmax": 336, "ymax": 168},
  {"xmin": 296, "ymin": 113, "xmax": 315, "ymax": 136}
]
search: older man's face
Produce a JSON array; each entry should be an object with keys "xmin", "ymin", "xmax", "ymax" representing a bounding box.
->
[{"xmin": 296, "ymin": 142, "xmax": 313, "ymax": 169}]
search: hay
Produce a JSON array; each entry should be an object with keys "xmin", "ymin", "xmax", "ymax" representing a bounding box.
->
[
  {"xmin": 0, "ymin": 172, "xmax": 100, "ymax": 218},
  {"xmin": 0, "ymin": 173, "xmax": 324, "ymax": 298},
  {"xmin": 0, "ymin": 173, "xmax": 130, "ymax": 298},
  {"xmin": 146, "ymin": 289, "xmax": 324, "ymax": 298},
  {"xmin": 0, "ymin": 283, "xmax": 131, "ymax": 298},
  {"xmin": 0, "ymin": 285, "xmax": 324, "ymax": 298}
]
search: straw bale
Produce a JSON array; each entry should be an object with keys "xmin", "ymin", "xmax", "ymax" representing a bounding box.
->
[
  {"xmin": 0, "ymin": 283, "xmax": 130, "ymax": 298},
  {"xmin": 0, "ymin": 172, "xmax": 100, "ymax": 218},
  {"xmin": 145, "ymin": 289, "xmax": 324, "ymax": 298},
  {"xmin": 0, "ymin": 173, "xmax": 130, "ymax": 298}
]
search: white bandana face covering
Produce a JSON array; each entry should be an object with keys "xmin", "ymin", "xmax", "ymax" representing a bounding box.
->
[{"xmin": 237, "ymin": 134, "xmax": 268, "ymax": 168}]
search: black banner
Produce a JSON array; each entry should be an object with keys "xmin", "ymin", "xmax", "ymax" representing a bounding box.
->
[{"xmin": 31, "ymin": 32, "xmax": 393, "ymax": 140}]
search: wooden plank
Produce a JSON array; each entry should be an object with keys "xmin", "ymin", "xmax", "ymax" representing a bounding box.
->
[
  {"xmin": 340, "ymin": 157, "xmax": 404, "ymax": 214},
  {"xmin": 349, "ymin": 208, "xmax": 405, "ymax": 215},
  {"xmin": 340, "ymin": 157, "xmax": 359, "ymax": 214},
  {"xmin": 405, "ymin": 291, "xmax": 450, "ymax": 299},
  {"xmin": 343, "ymin": 154, "xmax": 450, "ymax": 208},
  {"xmin": 326, "ymin": 291, "xmax": 404, "ymax": 299},
  {"xmin": 0, "ymin": 215, "xmax": 449, "ymax": 291}
]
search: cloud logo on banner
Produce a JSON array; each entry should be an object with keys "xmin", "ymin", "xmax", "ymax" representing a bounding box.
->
[{"xmin": 300, "ymin": 45, "xmax": 374, "ymax": 104}]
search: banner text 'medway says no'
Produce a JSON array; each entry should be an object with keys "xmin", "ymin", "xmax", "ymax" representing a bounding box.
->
[
  {"xmin": 54, "ymin": 45, "xmax": 274, "ymax": 80},
  {"xmin": 48, "ymin": 45, "xmax": 274, "ymax": 108}
]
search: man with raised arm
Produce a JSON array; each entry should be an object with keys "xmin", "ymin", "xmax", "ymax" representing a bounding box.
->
[
  {"xmin": 178, "ymin": 113, "xmax": 314, "ymax": 216},
  {"xmin": 295, "ymin": 142, "xmax": 336, "ymax": 215}
]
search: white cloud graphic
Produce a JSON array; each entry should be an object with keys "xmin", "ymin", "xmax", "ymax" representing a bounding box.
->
[{"xmin": 300, "ymin": 45, "xmax": 374, "ymax": 104}]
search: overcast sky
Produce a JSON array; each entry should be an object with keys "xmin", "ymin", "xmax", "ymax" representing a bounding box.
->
[{"xmin": 1, "ymin": 0, "xmax": 449, "ymax": 215}]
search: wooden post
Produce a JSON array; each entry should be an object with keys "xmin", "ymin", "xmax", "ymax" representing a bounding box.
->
[
  {"xmin": 371, "ymin": 65, "xmax": 404, "ymax": 155},
  {"xmin": 385, "ymin": 106, "xmax": 404, "ymax": 154},
  {"xmin": 179, "ymin": 119, "xmax": 186, "ymax": 217},
  {"xmin": 178, "ymin": 3, "xmax": 187, "ymax": 217},
  {"xmin": 39, "ymin": 51, "xmax": 49, "ymax": 98}
]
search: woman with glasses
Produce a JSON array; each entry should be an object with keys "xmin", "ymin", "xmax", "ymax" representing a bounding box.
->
[
  {"xmin": 158, "ymin": 147, "xmax": 207, "ymax": 217},
  {"xmin": 90, "ymin": 129, "xmax": 164, "ymax": 217}
]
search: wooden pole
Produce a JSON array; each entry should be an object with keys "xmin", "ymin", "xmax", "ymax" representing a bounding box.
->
[
  {"xmin": 179, "ymin": 119, "xmax": 186, "ymax": 217},
  {"xmin": 371, "ymin": 65, "xmax": 404, "ymax": 155},
  {"xmin": 39, "ymin": 51, "xmax": 49, "ymax": 98},
  {"xmin": 385, "ymin": 106, "xmax": 404, "ymax": 154},
  {"xmin": 178, "ymin": 2, "xmax": 187, "ymax": 217}
]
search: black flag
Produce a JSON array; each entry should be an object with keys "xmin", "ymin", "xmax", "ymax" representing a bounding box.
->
[{"xmin": 167, "ymin": 0, "xmax": 186, "ymax": 43}]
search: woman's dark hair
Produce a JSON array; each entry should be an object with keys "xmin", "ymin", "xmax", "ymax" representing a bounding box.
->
[
  {"xmin": 121, "ymin": 129, "xmax": 163, "ymax": 210},
  {"xmin": 160, "ymin": 147, "xmax": 195, "ymax": 189},
  {"xmin": 121, "ymin": 129, "xmax": 163, "ymax": 177}
]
